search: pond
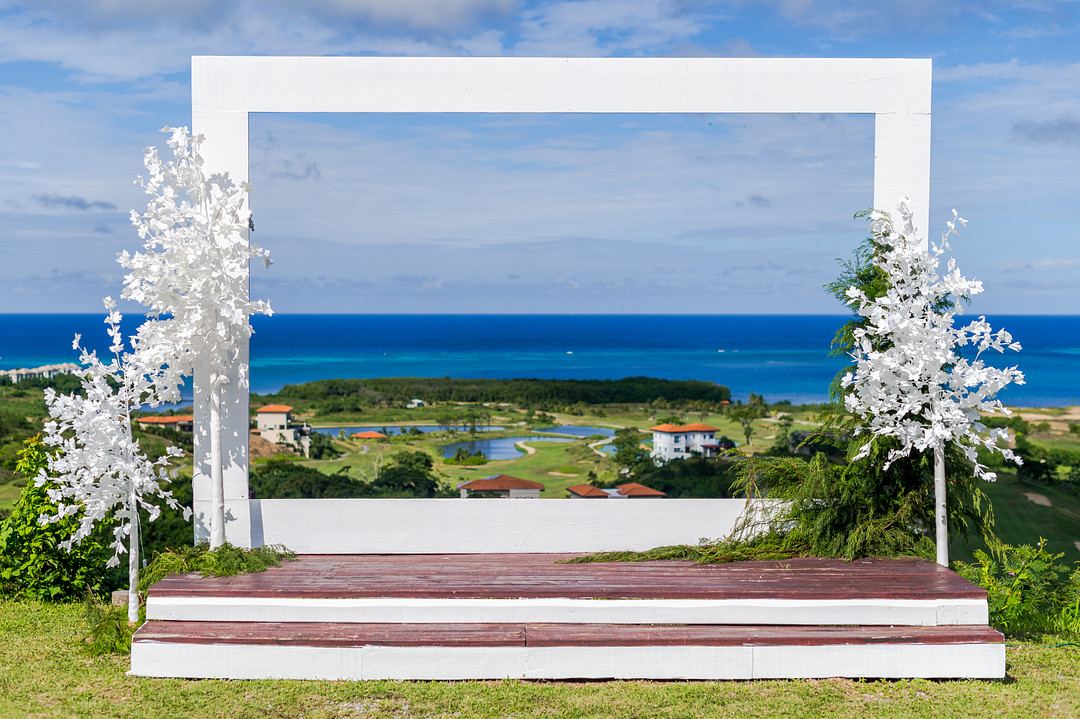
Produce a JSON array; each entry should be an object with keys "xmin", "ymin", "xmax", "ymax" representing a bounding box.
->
[
  {"xmin": 533, "ymin": 426, "xmax": 616, "ymax": 438},
  {"xmin": 312, "ymin": 425, "xmax": 504, "ymax": 436},
  {"xmin": 441, "ymin": 436, "xmax": 577, "ymax": 460}
]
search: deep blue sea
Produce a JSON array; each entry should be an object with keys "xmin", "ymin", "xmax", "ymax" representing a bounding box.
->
[{"xmin": 1, "ymin": 314, "xmax": 1076, "ymax": 407}]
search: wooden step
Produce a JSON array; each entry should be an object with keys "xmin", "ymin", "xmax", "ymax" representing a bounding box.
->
[
  {"xmin": 134, "ymin": 554, "xmax": 1003, "ymax": 680},
  {"xmin": 144, "ymin": 554, "xmax": 989, "ymax": 627},
  {"xmin": 131, "ymin": 621, "xmax": 1006, "ymax": 680}
]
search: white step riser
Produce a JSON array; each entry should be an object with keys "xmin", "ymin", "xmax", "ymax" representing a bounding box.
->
[
  {"xmin": 146, "ymin": 596, "xmax": 988, "ymax": 627},
  {"xmin": 130, "ymin": 642, "xmax": 1006, "ymax": 680}
]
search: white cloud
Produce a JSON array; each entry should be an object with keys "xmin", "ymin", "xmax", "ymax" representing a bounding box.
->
[
  {"xmin": 297, "ymin": 0, "xmax": 518, "ymax": 30},
  {"xmin": 0, "ymin": 0, "xmax": 507, "ymax": 80},
  {"xmin": 759, "ymin": 0, "xmax": 1077, "ymax": 39},
  {"xmin": 514, "ymin": 0, "xmax": 717, "ymax": 55}
]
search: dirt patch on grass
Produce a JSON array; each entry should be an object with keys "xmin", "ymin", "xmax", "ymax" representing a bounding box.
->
[
  {"xmin": 1023, "ymin": 491, "xmax": 1053, "ymax": 507},
  {"xmin": 249, "ymin": 431, "xmax": 298, "ymax": 460}
]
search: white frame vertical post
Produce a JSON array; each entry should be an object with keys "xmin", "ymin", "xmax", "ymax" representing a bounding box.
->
[{"xmin": 190, "ymin": 56, "xmax": 932, "ymax": 549}]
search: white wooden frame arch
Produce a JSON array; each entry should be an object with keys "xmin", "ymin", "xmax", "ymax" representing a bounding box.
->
[{"xmin": 189, "ymin": 56, "xmax": 931, "ymax": 551}]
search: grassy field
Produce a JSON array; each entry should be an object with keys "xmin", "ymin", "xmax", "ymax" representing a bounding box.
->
[
  {"xmin": 953, "ymin": 470, "xmax": 1080, "ymax": 565},
  {"xmin": 0, "ymin": 478, "xmax": 23, "ymax": 514},
  {"xmin": 299, "ymin": 405, "xmax": 798, "ymax": 493},
  {"xmin": 1, "ymin": 599, "xmax": 1078, "ymax": 719}
]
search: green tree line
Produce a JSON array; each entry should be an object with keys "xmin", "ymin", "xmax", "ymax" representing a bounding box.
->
[{"xmin": 266, "ymin": 376, "xmax": 731, "ymax": 407}]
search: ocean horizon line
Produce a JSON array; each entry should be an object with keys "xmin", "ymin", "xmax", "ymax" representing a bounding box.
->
[
  {"xmin": 2, "ymin": 312, "xmax": 1079, "ymax": 318},
  {"xmin": 3, "ymin": 314, "xmax": 1076, "ymax": 407}
]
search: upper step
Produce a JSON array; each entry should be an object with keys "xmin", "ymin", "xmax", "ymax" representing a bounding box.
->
[{"xmin": 145, "ymin": 554, "xmax": 989, "ymax": 627}]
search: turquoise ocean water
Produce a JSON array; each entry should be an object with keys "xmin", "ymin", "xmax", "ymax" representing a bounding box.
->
[{"xmin": 1, "ymin": 314, "xmax": 1075, "ymax": 407}]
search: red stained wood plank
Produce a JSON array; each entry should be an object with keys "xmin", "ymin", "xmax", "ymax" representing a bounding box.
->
[
  {"xmin": 133, "ymin": 621, "xmax": 1003, "ymax": 649},
  {"xmin": 146, "ymin": 554, "xmax": 987, "ymax": 602},
  {"xmin": 134, "ymin": 621, "xmax": 526, "ymax": 647},
  {"xmin": 524, "ymin": 624, "xmax": 1005, "ymax": 647}
]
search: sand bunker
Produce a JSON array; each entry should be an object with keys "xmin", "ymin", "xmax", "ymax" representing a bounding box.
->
[{"xmin": 1022, "ymin": 491, "xmax": 1053, "ymax": 507}]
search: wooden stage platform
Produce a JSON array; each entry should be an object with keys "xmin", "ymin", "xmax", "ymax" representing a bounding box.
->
[{"xmin": 132, "ymin": 554, "xmax": 1005, "ymax": 681}]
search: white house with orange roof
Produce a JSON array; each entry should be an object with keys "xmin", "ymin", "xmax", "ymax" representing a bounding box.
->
[
  {"xmin": 649, "ymin": 423, "xmax": 720, "ymax": 462},
  {"xmin": 255, "ymin": 404, "xmax": 311, "ymax": 457}
]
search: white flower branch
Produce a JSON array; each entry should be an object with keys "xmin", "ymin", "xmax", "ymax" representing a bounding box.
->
[
  {"xmin": 38, "ymin": 301, "xmax": 190, "ymax": 587},
  {"xmin": 842, "ymin": 200, "xmax": 1025, "ymax": 481}
]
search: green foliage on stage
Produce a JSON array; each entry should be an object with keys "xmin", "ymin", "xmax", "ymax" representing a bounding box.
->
[{"xmin": 138, "ymin": 542, "xmax": 297, "ymax": 593}]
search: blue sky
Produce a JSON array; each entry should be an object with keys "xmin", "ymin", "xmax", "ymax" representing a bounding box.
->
[{"xmin": 1, "ymin": 0, "xmax": 1078, "ymax": 314}]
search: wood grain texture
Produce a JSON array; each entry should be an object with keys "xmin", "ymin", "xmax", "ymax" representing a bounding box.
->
[{"xmin": 147, "ymin": 554, "xmax": 987, "ymax": 601}]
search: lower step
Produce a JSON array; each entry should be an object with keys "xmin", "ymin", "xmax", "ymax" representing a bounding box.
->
[
  {"xmin": 145, "ymin": 596, "xmax": 988, "ymax": 626},
  {"xmin": 131, "ymin": 622, "xmax": 1005, "ymax": 680}
]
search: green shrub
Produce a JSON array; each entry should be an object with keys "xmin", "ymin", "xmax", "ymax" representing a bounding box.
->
[
  {"xmin": 0, "ymin": 439, "xmax": 115, "ymax": 601},
  {"xmin": 82, "ymin": 592, "xmax": 133, "ymax": 656},
  {"xmin": 955, "ymin": 538, "xmax": 1080, "ymax": 638}
]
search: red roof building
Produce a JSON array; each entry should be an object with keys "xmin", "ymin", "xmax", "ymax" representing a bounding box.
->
[
  {"xmin": 614, "ymin": 482, "xmax": 667, "ymax": 498},
  {"xmin": 135, "ymin": 414, "xmax": 194, "ymax": 432},
  {"xmin": 351, "ymin": 431, "xmax": 387, "ymax": 439},
  {"xmin": 458, "ymin": 475, "xmax": 544, "ymax": 499},
  {"xmin": 566, "ymin": 484, "xmax": 609, "ymax": 499},
  {"xmin": 567, "ymin": 482, "xmax": 666, "ymax": 499}
]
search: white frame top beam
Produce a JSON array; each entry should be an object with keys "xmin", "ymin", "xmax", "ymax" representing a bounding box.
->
[
  {"xmin": 193, "ymin": 56, "xmax": 930, "ymax": 115},
  {"xmin": 189, "ymin": 56, "xmax": 932, "ymax": 550}
]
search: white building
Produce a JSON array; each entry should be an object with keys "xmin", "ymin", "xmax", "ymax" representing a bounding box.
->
[
  {"xmin": 255, "ymin": 404, "xmax": 311, "ymax": 457},
  {"xmin": 650, "ymin": 423, "xmax": 720, "ymax": 462},
  {"xmin": 0, "ymin": 362, "xmax": 81, "ymax": 383},
  {"xmin": 256, "ymin": 404, "xmax": 293, "ymax": 436}
]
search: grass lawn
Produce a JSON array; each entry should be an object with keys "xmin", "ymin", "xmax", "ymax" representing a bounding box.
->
[
  {"xmin": 1, "ymin": 599, "xmax": 1078, "ymax": 718},
  {"xmin": 953, "ymin": 471, "xmax": 1080, "ymax": 565},
  {"xmin": 298, "ymin": 430, "xmax": 622, "ymax": 497},
  {"xmin": 0, "ymin": 479, "xmax": 22, "ymax": 513}
]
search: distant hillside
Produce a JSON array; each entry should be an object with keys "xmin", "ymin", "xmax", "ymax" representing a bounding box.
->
[{"xmin": 266, "ymin": 376, "xmax": 732, "ymax": 407}]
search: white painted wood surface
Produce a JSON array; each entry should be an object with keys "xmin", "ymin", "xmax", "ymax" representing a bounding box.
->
[
  {"xmin": 194, "ymin": 497, "xmax": 757, "ymax": 552},
  {"xmin": 131, "ymin": 641, "xmax": 1005, "ymax": 680},
  {"xmin": 190, "ymin": 57, "xmax": 932, "ymax": 548},
  {"xmin": 193, "ymin": 57, "xmax": 930, "ymax": 115},
  {"xmin": 146, "ymin": 595, "xmax": 988, "ymax": 627}
]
